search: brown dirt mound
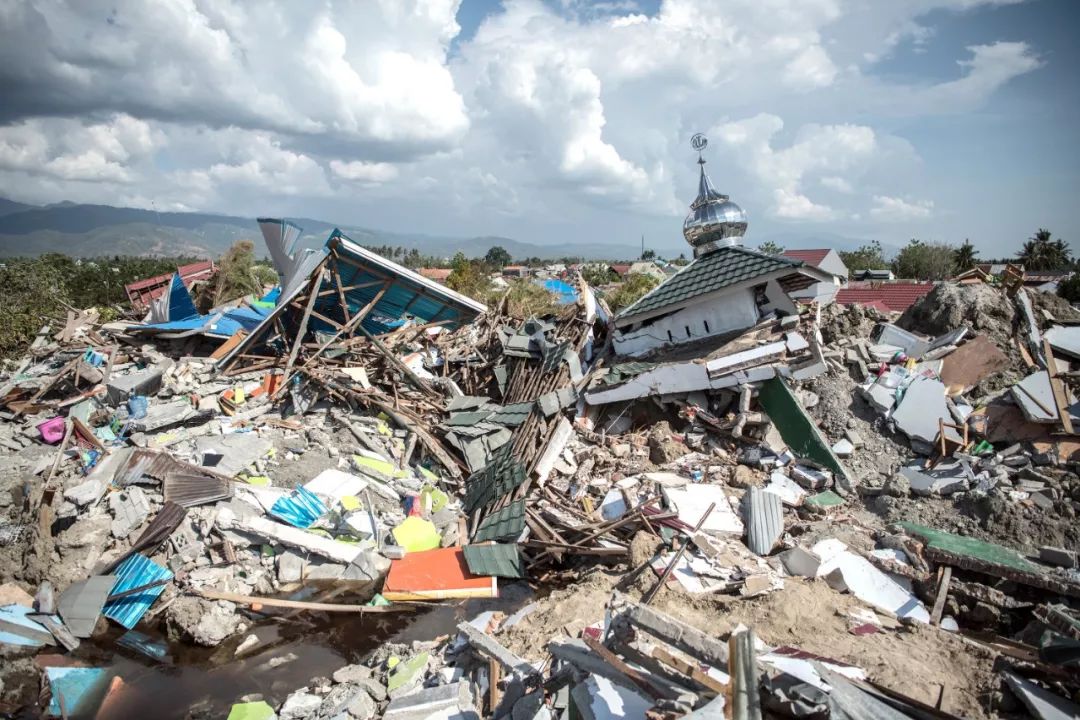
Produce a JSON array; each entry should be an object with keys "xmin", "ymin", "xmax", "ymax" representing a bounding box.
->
[{"xmin": 898, "ymin": 283, "xmax": 1016, "ymax": 347}]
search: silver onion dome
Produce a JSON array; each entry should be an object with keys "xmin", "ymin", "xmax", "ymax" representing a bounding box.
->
[{"xmin": 683, "ymin": 146, "xmax": 747, "ymax": 258}]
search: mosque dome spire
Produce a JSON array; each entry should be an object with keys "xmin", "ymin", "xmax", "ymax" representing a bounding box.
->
[{"xmin": 682, "ymin": 133, "xmax": 748, "ymax": 258}]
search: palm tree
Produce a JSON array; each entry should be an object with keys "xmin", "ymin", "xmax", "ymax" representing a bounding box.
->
[
  {"xmin": 1019, "ymin": 229, "xmax": 1052, "ymax": 271},
  {"xmin": 953, "ymin": 239, "xmax": 978, "ymax": 273}
]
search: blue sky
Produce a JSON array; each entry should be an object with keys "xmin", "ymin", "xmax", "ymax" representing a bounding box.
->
[{"xmin": 0, "ymin": 0, "xmax": 1076, "ymax": 259}]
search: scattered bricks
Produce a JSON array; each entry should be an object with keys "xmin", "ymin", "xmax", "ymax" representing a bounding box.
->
[
  {"xmin": 1039, "ymin": 546, "xmax": 1078, "ymax": 569},
  {"xmin": 843, "ymin": 429, "xmax": 864, "ymax": 448}
]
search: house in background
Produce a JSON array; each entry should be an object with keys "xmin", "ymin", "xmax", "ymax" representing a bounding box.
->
[
  {"xmin": 609, "ymin": 263, "xmax": 632, "ymax": 278},
  {"xmin": 611, "ymin": 152, "xmax": 835, "ymax": 358},
  {"xmin": 502, "ymin": 265, "xmax": 529, "ymax": 278},
  {"xmin": 627, "ymin": 261, "xmax": 667, "ymax": 282},
  {"xmin": 125, "ymin": 260, "xmax": 217, "ymax": 309},
  {"xmin": 780, "ymin": 249, "xmax": 848, "ymax": 304},
  {"xmin": 418, "ymin": 267, "xmax": 452, "ymax": 284},
  {"xmin": 835, "ymin": 281, "xmax": 935, "ymax": 314}
]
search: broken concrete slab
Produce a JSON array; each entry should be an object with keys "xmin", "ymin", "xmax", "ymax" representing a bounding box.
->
[
  {"xmin": 610, "ymin": 592, "xmax": 729, "ymax": 666},
  {"xmin": 780, "ymin": 547, "xmax": 821, "ymax": 577},
  {"xmin": 109, "ymin": 486, "xmax": 151, "ymax": 538},
  {"xmin": 830, "ymin": 439, "xmax": 854, "ymax": 458},
  {"xmin": 106, "ymin": 362, "xmax": 172, "ymax": 404},
  {"xmin": 662, "ymin": 484, "xmax": 743, "ymax": 535},
  {"xmin": 1045, "ymin": 324, "xmax": 1080, "ymax": 360},
  {"xmin": 216, "ymin": 506, "xmax": 363, "ymax": 565},
  {"xmin": 898, "ymin": 462, "xmax": 968, "ymax": 497},
  {"xmin": 1011, "ymin": 371, "xmax": 1080, "ymax": 425},
  {"xmin": 861, "ymin": 382, "xmax": 896, "ymax": 415},
  {"xmin": 63, "ymin": 477, "xmax": 107, "ymax": 508},
  {"xmin": 813, "ymin": 538, "xmax": 930, "ymax": 623},
  {"xmin": 1003, "ymin": 671, "xmax": 1080, "ymax": 720},
  {"xmin": 456, "ymin": 621, "xmax": 534, "ymax": 676},
  {"xmin": 56, "ymin": 575, "xmax": 115, "ymax": 638},
  {"xmin": 892, "ymin": 376, "xmax": 958, "ymax": 446},
  {"xmin": 383, "ymin": 681, "xmax": 475, "ymax": 720},
  {"xmin": 1039, "ymin": 546, "xmax": 1078, "ymax": 569}
]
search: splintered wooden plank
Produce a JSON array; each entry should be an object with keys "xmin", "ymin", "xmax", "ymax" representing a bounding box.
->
[{"xmin": 1043, "ymin": 339, "xmax": 1075, "ymax": 435}]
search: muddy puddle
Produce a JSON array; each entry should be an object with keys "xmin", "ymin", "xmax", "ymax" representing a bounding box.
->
[{"xmin": 34, "ymin": 585, "xmax": 533, "ymax": 719}]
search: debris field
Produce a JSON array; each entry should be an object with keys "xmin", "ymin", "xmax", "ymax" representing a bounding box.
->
[{"xmin": 0, "ymin": 219, "xmax": 1079, "ymax": 720}]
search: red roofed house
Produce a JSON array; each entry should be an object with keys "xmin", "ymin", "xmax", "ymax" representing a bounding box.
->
[
  {"xmin": 125, "ymin": 260, "xmax": 216, "ymax": 309},
  {"xmin": 835, "ymin": 281, "xmax": 935, "ymax": 314},
  {"xmin": 780, "ymin": 248, "xmax": 848, "ymax": 304},
  {"xmin": 609, "ymin": 263, "xmax": 632, "ymax": 278},
  {"xmin": 418, "ymin": 267, "xmax": 452, "ymax": 284}
]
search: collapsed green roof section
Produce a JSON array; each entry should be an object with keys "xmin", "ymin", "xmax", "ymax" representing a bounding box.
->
[{"xmin": 616, "ymin": 246, "xmax": 805, "ymax": 323}]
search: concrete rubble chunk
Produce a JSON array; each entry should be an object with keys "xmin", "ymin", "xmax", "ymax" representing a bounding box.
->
[
  {"xmin": 383, "ymin": 682, "xmax": 474, "ymax": 720},
  {"xmin": 277, "ymin": 551, "xmax": 305, "ymax": 584},
  {"xmin": 456, "ymin": 621, "xmax": 534, "ymax": 676},
  {"xmin": 279, "ymin": 690, "xmax": 322, "ymax": 720},
  {"xmin": 1039, "ymin": 547, "xmax": 1078, "ymax": 569},
  {"xmin": 109, "ymin": 486, "xmax": 151, "ymax": 538},
  {"xmin": 892, "ymin": 377, "xmax": 957, "ymax": 446},
  {"xmin": 898, "ymin": 462, "xmax": 968, "ymax": 497}
]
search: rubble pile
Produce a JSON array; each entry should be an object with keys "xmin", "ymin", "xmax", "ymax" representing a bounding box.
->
[{"xmin": 0, "ymin": 218, "xmax": 1078, "ymax": 719}]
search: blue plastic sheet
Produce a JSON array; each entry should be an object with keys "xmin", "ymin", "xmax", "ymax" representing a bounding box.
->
[{"xmin": 540, "ymin": 278, "xmax": 578, "ymax": 304}]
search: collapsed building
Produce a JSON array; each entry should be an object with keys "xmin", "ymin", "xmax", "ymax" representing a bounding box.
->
[{"xmin": 0, "ymin": 141, "xmax": 1078, "ymax": 720}]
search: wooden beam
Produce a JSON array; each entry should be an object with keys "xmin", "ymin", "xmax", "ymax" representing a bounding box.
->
[
  {"xmin": 1043, "ymin": 338, "xmax": 1075, "ymax": 434},
  {"xmin": 282, "ymin": 269, "xmax": 325, "ymax": 377},
  {"xmin": 930, "ymin": 565, "xmax": 952, "ymax": 626},
  {"xmin": 275, "ymin": 282, "xmax": 392, "ymax": 396},
  {"xmin": 354, "ymin": 322, "xmax": 438, "ymax": 397},
  {"xmin": 195, "ymin": 587, "xmax": 414, "ymax": 613}
]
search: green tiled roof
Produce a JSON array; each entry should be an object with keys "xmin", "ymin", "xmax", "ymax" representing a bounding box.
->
[
  {"xmin": 487, "ymin": 401, "xmax": 535, "ymax": 428},
  {"xmin": 464, "ymin": 445, "xmax": 527, "ymax": 513},
  {"xmin": 463, "ymin": 544, "xmax": 525, "ymax": 578},
  {"xmin": 473, "ymin": 499, "xmax": 526, "ymax": 542},
  {"xmin": 617, "ymin": 246, "xmax": 803, "ymax": 321}
]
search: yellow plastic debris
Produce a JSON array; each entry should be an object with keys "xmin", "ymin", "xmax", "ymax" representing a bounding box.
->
[
  {"xmin": 244, "ymin": 476, "xmax": 271, "ymax": 487},
  {"xmin": 391, "ymin": 516, "xmax": 441, "ymax": 553},
  {"xmin": 340, "ymin": 495, "xmax": 362, "ymax": 512}
]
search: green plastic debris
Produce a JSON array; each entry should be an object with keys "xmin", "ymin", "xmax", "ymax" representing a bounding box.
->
[
  {"xmin": 805, "ymin": 490, "xmax": 844, "ymax": 507},
  {"xmin": 971, "ymin": 440, "xmax": 994, "ymax": 456},
  {"xmin": 420, "ymin": 484, "xmax": 449, "ymax": 513},
  {"xmin": 227, "ymin": 700, "xmax": 276, "ymax": 720},
  {"xmin": 387, "ymin": 651, "xmax": 429, "ymax": 695},
  {"xmin": 368, "ymin": 593, "xmax": 391, "ymax": 606},
  {"xmin": 896, "ymin": 521, "xmax": 1041, "ymax": 575}
]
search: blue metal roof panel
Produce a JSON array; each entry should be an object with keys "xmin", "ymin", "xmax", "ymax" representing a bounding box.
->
[{"xmin": 103, "ymin": 554, "xmax": 173, "ymax": 629}]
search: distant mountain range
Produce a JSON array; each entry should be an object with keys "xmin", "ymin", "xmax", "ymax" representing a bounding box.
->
[
  {"xmin": 0, "ymin": 197, "xmax": 888, "ymax": 262},
  {"xmin": 0, "ymin": 199, "xmax": 653, "ymax": 261}
]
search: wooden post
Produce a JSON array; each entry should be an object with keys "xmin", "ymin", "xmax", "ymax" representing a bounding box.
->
[
  {"xmin": 282, "ymin": 268, "xmax": 326, "ymax": 377},
  {"xmin": 1043, "ymin": 338, "xmax": 1075, "ymax": 435},
  {"xmin": 930, "ymin": 565, "xmax": 952, "ymax": 626}
]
